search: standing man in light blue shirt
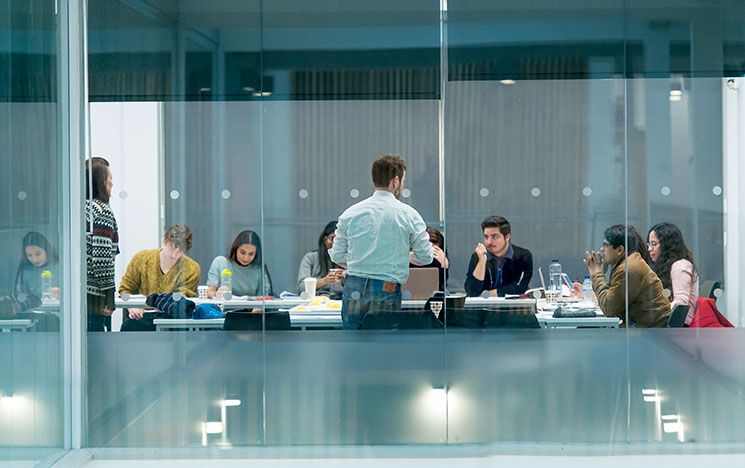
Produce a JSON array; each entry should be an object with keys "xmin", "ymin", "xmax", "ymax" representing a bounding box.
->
[{"xmin": 329, "ymin": 154, "xmax": 434, "ymax": 329}]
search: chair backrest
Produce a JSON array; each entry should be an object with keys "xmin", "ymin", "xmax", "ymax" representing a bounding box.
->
[
  {"xmin": 439, "ymin": 308, "xmax": 540, "ymax": 329},
  {"xmin": 667, "ymin": 304, "xmax": 689, "ymax": 328},
  {"xmin": 223, "ymin": 311, "xmax": 292, "ymax": 331},
  {"xmin": 360, "ymin": 310, "xmax": 443, "ymax": 330},
  {"xmin": 699, "ymin": 280, "xmax": 721, "ymax": 300}
]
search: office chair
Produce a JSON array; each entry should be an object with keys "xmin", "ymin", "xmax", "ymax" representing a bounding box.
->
[
  {"xmin": 360, "ymin": 310, "xmax": 443, "ymax": 330},
  {"xmin": 223, "ymin": 311, "xmax": 292, "ymax": 331},
  {"xmin": 666, "ymin": 304, "xmax": 689, "ymax": 328},
  {"xmin": 699, "ymin": 280, "xmax": 721, "ymax": 301}
]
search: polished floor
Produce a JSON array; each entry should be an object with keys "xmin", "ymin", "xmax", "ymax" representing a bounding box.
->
[{"xmin": 53, "ymin": 453, "xmax": 745, "ymax": 468}]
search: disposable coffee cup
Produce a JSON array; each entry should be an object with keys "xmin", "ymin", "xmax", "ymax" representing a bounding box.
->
[
  {"xmin": 303, "ymin": 277, "xmax": 317, "ymax": 298},
  {"xmin": 197, "ymin": 285, "xmax": 208, "ymax": 299}
]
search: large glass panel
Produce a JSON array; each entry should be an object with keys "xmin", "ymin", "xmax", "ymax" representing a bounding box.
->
[
  {"xmin": 0, "ymin": 0, "xmax": 65, "ymax": 464},
  {"xmin": 624, "ymin": 0, "xmax": 744, "ymax": 447},
  {"xmin": 626, "ymin": 71, "xmax": 735, "ymax": 442},
  {"xmin": 83, "ymin": 0, "xmax": 745, "ymax": 457},
  {"xmin": 444, "ymin": 75, "xmax": 628, "ymax": 442},
  {"xmin": 445, "ymin": 0, "xmax": 629, "ymax": 445},
  {"xmin": 86, "ymin": 0, "xmax": 267, "ymax": 448},
  {"xmin": 260, "ymin": 1, "xmax": 445, "ymax": 445}
]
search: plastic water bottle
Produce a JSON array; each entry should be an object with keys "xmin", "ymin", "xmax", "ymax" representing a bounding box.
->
[
  {"xmin": 218, "ymin": 268, "xmax": 232, "ymax": 299},
  {"xmin": 582, "ymin": 275, "xmax": 593, "ymax": 302},
  {"xmin": 549, "ymin": 259, "xmax": 562, "ymax": 295},
  {"xmin": 41, "ymin": 270, "xmax": 53, "ymax": 302}
]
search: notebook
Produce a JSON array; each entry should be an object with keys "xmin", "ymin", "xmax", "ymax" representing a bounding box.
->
[{"xmin": 403, "ymin": 268, "xmax": 440, "ymax": 300}]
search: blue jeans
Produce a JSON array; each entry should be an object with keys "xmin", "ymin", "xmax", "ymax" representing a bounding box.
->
[{"xmin": 342, "ymin": 275, "xmax": 402, "ymax": 330}]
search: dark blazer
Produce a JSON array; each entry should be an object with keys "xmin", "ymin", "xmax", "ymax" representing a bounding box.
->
[{"xmin": 464, "ymin": 244, "xmax": 533, "ymax": 297}]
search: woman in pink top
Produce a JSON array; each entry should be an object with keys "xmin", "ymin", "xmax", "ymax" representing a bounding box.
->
[{"xmin": 647, "ymin": 222, "xmax": 699, "ymax": 324}]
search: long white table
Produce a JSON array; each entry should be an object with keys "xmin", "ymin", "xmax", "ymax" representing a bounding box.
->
[
  {"xmin": 151, "ymin": 296, "xmax": 619, "ymax": 331},
  {"xmin": 115, "ymin": 295, "xmax": 307, "ymax": 310},
  {"xmin": 118, "ymin": 295, "xmax": 537, "ymax": 310},
  {"xmin": 0, "ymin": 319, "xmax": 35, "ymax": 332}
]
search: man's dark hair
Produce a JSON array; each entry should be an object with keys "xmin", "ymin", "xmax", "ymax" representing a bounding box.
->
[
  {"xmin": 481, "ymin": 215, "xmax": 511, "ymax": 236},
  {"xmin": 604, "ymin": 224, "xmax": 638, "ymax": 253},
  {"xmin": 371, "ymin": 154, "xmax": 406, "ymax": 188},
  {"xmin": 86, "ymin": 156, "xmax": 111, "ymax": 204}
]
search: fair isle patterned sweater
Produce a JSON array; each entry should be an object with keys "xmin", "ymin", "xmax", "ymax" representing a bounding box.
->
[{"xmin": 85, "ymin": 199, "xmax": 119, "ymax": 296}]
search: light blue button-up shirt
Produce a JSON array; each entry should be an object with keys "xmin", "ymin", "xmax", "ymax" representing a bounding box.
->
[{"xmin": 329, "ymin": 190, "xmax": 433, "ymax": 284}]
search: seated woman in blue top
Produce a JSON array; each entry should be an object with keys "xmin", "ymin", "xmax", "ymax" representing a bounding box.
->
[
  {"xmin": 297, "ymin": 221, "xmax": 345, "ymax": 299},
  {"xmin": 207, "ymin": 230, "xmax": 273, "ymax": 298},
  {"xmin": 16, "ymin": 231, "xmax": 59, "ymax": 305}
]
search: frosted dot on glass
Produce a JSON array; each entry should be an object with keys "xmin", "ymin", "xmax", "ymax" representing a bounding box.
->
[
  {"xmin": 660, "ymin": 186, "xmax": 671, "ymax": 196},
  {"xmin": 172, "ymin": 292, "xmax": 182, "ymax": 302},
  {"xmin": 662, "ymin": 289, "xmax": 671, "ymax": 299},
  {"xmin": 712, "ymin": 186, "xmax": 722, "ymax": 196},
  {"xmin": 713, "ymin": 288, "xmax": 723, "ymax": 298},
  {"xmin": 119, "ymin": 191, "xmax": 128, "ymax": 200},
  {"xmin": 350, "ymin": 189, "xmax": 360, "ymax": 199},
  {"xmin": 224, "ymin": 292, "xmax": 233, "ymax": 301},
  {"xmin": 481, "ymin": 291, "xmax": 490, "ymax": 299},
  {"xmin": 531, "ymin": 187, "xmax": 541, "ymax": 197},
  {"xmin": 582, "ymin": 187, "xmax": 592, "ymax": 197},
  {"xmin": 170, "ymin": 190, "xmax": 180, "ymax": 200},
  {"xmin": 402, "ymin": 290, "xmax": 412, "ymax": 300},
  {"xmin": 351, "ymin": 291, "xmax": 361, "ymax": 300},
  {"xmin": 300, "ymin": 292, "xmax": 308, "ymax": 300},
  {"xmin": 479, "ymin": 187, "xmax": 489, "ymax": 197},
  {"xmin": 17, "ymin": 293, "xmax": 27, "ymax": 302},
  {"xmin": 298, "ymin": 189, "xmax": 309, "ymax": 199},
  {"xmin": 532, "ymin": 290, "xmax": 542, "ymax": 299},
  {"xmin": 17, "ymin": 191, "xmax": 27, "ymax": 201},
  {"xmin": 121, "ymin": 292, "xmax": 131, "ymax": 301},
  {"xmin": 221, "ymin": 189, "xmax": 231, "ymax": 200},
  {"xmin": 401, "ymin": 188, "xmax": 411, "ymax": 199}
]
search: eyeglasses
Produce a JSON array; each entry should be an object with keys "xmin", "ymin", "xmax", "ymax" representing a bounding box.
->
[{"xmin": 647, "ymin": 241, "xmax": 659, "ymax": 248}]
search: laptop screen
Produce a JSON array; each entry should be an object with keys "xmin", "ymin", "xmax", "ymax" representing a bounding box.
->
[{"xmin": 403, "ymin": 267, "xmax": 439, "ymax": 300}]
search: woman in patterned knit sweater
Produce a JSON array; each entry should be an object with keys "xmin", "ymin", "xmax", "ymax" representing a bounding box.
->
[{"xmin": 86, "ymin": 157, "xmax": 119, "ymax": 332}]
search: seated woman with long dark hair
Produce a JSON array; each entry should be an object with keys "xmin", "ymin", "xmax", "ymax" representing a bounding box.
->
[
  {"xmin": 297, "ymin": 221, "xmax": 344, "ymax": 299},
  {"xmin": 410, "ymin": 226, "xmax": 449, "ymax": 292},
  {"xmin": 16, "ymin": 231, "xmax": 59, "ymax": 305},
  {"xmin": 207, "ymin": 230, "xmax": 273, "ymax": 298},
  {"xmin": 647, "ymin": 222, "xmax": 699, "ymax": 324}
]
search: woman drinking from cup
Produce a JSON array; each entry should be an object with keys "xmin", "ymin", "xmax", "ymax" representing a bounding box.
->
[{"xmin": 297, "ymin": 221, "xmax": 344, "ymax": 299}]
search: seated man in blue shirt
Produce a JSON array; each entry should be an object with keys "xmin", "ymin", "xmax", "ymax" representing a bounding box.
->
[
  {"xmin": 464, "ymin": 215, "xmax": 533, "ymax": 297},
  {"xmin": 330, "ymin": 154, "xmax": 433, "ymax": 329}
]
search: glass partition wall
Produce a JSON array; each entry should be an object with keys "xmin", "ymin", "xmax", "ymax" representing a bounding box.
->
[
  {"xmin": 81, "ymin": 0, "xmax": 745, "ymax": 457},
  {"xmin": 0, "ymin": 0, "xmax": 66, "ymax": 465}
]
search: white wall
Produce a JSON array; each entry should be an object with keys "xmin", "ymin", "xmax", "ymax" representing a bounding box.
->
[
  {"xmin": 724, "ymin": 78, "xmax": 744, "ymax": 326},
  {"xmin": 90, "ymin": 102, "xmax": 162, "ymax": 331}
]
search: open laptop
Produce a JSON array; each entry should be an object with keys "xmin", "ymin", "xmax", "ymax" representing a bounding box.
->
[{"xmin": 403, "ymin": 267, "xmax": 439, "ymax": 300}]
